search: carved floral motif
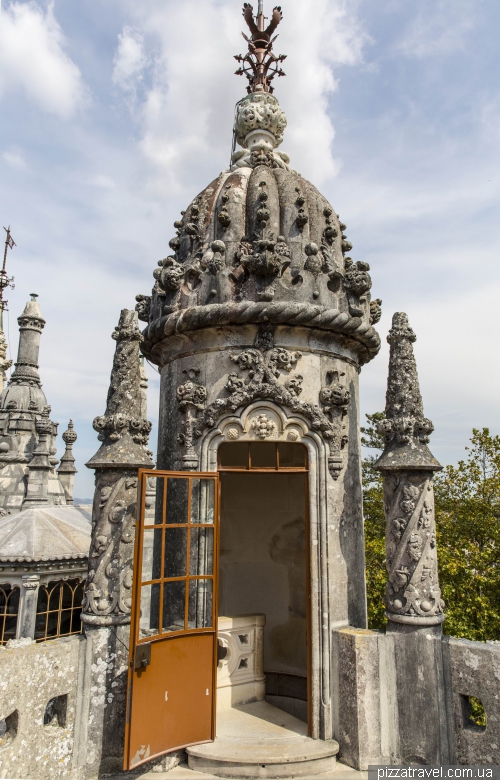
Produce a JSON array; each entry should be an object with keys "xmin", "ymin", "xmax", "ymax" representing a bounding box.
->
[
  {"xmin": 251, "ymin": 414, "xmax": 276, "ymax": 439},
  {"xmin": 194, "ymin": 329, "xmax": 350, "ymax": 479}
]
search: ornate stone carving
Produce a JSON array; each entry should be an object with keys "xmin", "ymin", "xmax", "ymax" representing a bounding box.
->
[
  {"xmin": 295, "ymin": 188, "xmax": 309, "ymax": 233},
  {"xmin": 370, "ymin": 298, "xmax": 382, "ymax": 325},
  {"xmin": 177, "ymin": 368, "xmax": 207, "ymax": 470},
  {"xmin": 135, "ymin": 294, "xmax": 151, "ymax": 323},
  {"xmin": 195, "ymin": 332, "xmax": 349, "ymax": 479},
  {"xmin": 375, "ymin": 312, "xmax": 444, "ymax": 625},
  {"xmin": 319, "ymin": 370, "xmax": 350, "ymax": 478},
  {"xmin": 232, "ymin": 235, "xmax": 291, "ymax": 302},
  {"xmin": 82, "ymin": 472, "xmax": 138, "ymax": 623},
  {"xmin": 217, "ymin": 188, "xmax": 232, "ymax": 230},
  {"xmin": 251, "ymin": 414, "xmax": 276, "ymax": 439},
  {"xmin": 202, "ymin": 241, "xmax": 226, "ymax": 275},
  {"xmin": 322, "ymin": 206, "xmax": 338, "ymax": 246},
  {"xmin": 84, "ymin": 310, "xmax": 153, "ymax": 627},
  {"xmin": 375, "ymin": 313, "xmax": 438, "ymax": 462},
  {"xmin": 343, "ymin": 259, "xmax": 372, "ymax": 318},
  {"xmin": 153, "ymin": 257, "xmax": 184, "ymax": 294},
  {"xmin": 234, "ymin": 93, "xmax": 287, "ymax": 149},
  {"xmin": 383, "ymin": 472, "xmax": 445, "ymax": 623}
]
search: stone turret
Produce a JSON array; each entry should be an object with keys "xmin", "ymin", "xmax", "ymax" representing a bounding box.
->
[
  {"xmin": 0, "ymin": 297, "xmax": 68, "ymax": 512},
  {"xmin": 57, "ymin": 420, "xmax": 77, "ymax": 505},
  {"xmin": 375, "ymin": 313, "xmax": 445, "ymax": 626},
  {"xmin": 23, "ymin": 409, "xmax": 52, "ymax": 507}
]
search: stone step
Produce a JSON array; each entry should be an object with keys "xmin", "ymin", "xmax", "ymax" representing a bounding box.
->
[{"xmin": 186, "ymin": 701, "xmax": 340, "ymax": 779}]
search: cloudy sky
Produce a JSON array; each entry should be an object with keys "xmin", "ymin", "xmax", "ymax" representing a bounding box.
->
[{"xmin": 0, "ymin": 0, "xmax": 498, "ymax": 499}]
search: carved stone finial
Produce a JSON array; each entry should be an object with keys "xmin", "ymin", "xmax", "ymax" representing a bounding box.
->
[
  {"xmin": 83, "ymin": 310, "xmax": 153, "ymax": 627},
  {"xmin": 86, "ymin": 310, "xmax": 153, "ymax": 470},
  {"xmin": 375, "ymin": 313, "xmax": 441, "ymax": 472},
  {"xmin": 22, "ymin": 408, "xmax": 52, "ymax": 507},
  {"xmin": 57, "ymin": 420, "xmax": 78, "ymax": 505},
  {"xmin": 375, "ymin": 313, "xmax": 445, "ymax": 626}
]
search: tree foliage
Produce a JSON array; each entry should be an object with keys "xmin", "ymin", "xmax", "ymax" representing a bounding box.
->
[{"xmin": 362, "ymin": 417, "xmax": 500, "ymax": 641}]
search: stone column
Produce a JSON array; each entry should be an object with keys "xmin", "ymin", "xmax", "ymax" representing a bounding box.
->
[
  {"xmin": 375, "ymin": 312, "xmax": 450, "ymax": 764},
  {"xmin": 75, "ymin": 310, "xmax": 153, "ymax": 779},
  {"xmin": 17, "ymin": 574, "xmax": 40, "ymax": 640},
  {"xmin": 23, "ymin": 411, "xmax": 52, "ymax": 507},
  {"xmin": 57, "ymin": 420, "xmax": 77, "ymax": 505}
]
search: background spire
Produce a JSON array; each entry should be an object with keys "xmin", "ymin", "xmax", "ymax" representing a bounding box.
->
[{"xmin": 235, "ymin": 3, "xmax": 286, "ymax": 94}]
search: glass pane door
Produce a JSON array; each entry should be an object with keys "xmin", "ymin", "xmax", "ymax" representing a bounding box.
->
[{"xmin": 125, "ymin": 470, "xmax": 219, "ymax": 771}]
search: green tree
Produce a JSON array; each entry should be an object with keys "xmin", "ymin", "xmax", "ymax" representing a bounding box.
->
[
  {"xmin": 362, "ymin": 418, "xmax": 500, "ymax": 641},
  {"xmin": 361, "ymin": 413, "xmax": 386, "ymax": 630},
  {"xmin": 434, "ymin": 428, "xmax": 500, "ymax": 641}
]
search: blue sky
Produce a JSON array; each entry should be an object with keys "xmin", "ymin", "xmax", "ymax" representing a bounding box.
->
[{"xmin": 0, "ymin": 0, "xmax": 498, "ymax": 498}]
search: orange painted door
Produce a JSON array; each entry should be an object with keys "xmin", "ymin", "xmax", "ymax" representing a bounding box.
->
[{"xmin": 124, "ymin": 471, "xmax": 219, "ymax": 771}]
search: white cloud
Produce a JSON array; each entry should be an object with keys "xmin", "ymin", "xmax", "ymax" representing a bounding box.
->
[
  {"xmin": 114, "ymin": 0, "xmax": 368, "ymax": 193},
  {"xmin": 112, "ymin": 25, "xmax": 148, "ymax": 94},
  {"xmin": 0, "ymin": 0, "xmax": 88, "ymax": 118},
  {"xmin": 2, "ymin": 145, "xmax": 27, "ymax": 168}
]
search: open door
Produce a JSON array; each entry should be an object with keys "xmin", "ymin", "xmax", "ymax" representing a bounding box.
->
[{"xmin": 124, "ymin": 470, "xmax": 219, "ymax": 771}]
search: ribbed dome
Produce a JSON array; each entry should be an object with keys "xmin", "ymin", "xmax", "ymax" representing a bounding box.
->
[{"xmin": 139, "ymin": 94, "xmax": 381, "ymax": 366}]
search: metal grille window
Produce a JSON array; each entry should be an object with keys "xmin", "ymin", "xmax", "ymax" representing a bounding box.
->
[
  {"xmin": 35, "ymin": 579, "xmax": 85, "ymax": 642},
  {"xmin": 0, "ymin": 585, "xmax": 19, "ymax": 645}
]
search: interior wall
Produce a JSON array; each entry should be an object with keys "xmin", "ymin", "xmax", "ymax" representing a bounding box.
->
[{"xmin": 219, "ymin": 472, "xmax": 307, "ymax": 678}]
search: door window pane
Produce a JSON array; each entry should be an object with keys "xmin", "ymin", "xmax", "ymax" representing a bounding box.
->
[
  {"xmin": 278, "ymin": 443, "xmax": 307, "ymax": 467},
  {"xmin": 166, "ymin": 479, "xmax": 188, "ymax": 524},
  {"xmin": 250, "ymin": 442, "xmax": 276, "ymax": 468},
  {"xmin": 190, "ymin": 479, "xmax": 215, "ymax": 525},
  {"xmin": 190, "ymin": 527, "xmax": 214, "ymax": 576},
  {"xmin": 163, "ymin": 581, "xmax": 186, "ymax": 633},
  {"xmin": 142, "ymin": 529, "xmax": 162, "ymax": 582},
  {"xmin": 164, "ymin": 528, "xmax": 187, "ymax": 578},
  {"xmin": 144, "ymin": 476, "xmax": 165, "ymax": 525},
  {"xmin": 188, "ymin": 579, "xmax": 213, "ymax": 629},
  {"xmin": 139, "ymin": 583, "xmax": 160, "ymax": 638},
  {"xmin": 218, "ymin": 442, "xmax": 248, "ymax": 468}
]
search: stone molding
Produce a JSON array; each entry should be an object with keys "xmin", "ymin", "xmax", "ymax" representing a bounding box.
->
[{"xmin": 143, "ymin": 300, "xmax": 380, "ymax": 367}]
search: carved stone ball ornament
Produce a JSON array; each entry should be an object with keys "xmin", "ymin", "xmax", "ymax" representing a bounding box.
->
[{"xmin": 235, "ymin": 92, "xmax": 287, "ymax": 149}]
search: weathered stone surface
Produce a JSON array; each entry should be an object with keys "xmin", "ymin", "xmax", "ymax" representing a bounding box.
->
[
  {"xmin": 333, "ymin": 628, "xmax": 382, "ymax": 770},
  {"xmin": 444, "ymin": 637, "xmax": 500, "ymax": 765},
  {"xmin": 375, "ymin": 313, "xmax": 445, "ymax": 627},
  {"xmin": 58, "ymin": 420, "xmax": 78, "ymax": 505},
  {"xmin": 0, "ymin": 635, "xmax": 82, "ymax": 780}
]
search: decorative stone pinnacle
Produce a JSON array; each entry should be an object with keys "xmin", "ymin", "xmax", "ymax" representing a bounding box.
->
[
  {"xmin": 375, "ymin": 313, "xmax": 441, "ymax": 472},
  {"xmin": 86, "ymin": 309, "xmax": 153, "ymax": 470},
  {"xmin": 62, "ymin": 419, "xmax": 77, "ymax": 445},
  {"xmin": 235, "ymin": 3, "xmax": 286, "ymax": 94}
]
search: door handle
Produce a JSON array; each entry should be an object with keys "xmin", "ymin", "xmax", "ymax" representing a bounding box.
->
[{"xmin": 134, "ymin": 643, "xmax": 151, "ymax": 670}]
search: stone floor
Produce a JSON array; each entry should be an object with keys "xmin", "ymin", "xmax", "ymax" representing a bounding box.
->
[
  {"xmin": 112, "ymin": 701, "xmax": 368, "ymax": 780},
  {"xmin": 128, "ymin": 763, "xmax": 368, "ymax": 780}
]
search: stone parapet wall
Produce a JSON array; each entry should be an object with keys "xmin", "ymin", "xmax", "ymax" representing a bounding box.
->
[
  {"xmin": 444, "ymin": 637, "xmax": 500, "ymax": 765},
  {"xmin": 0, "ymin": 635, "xmax": 83, "ymax": 780},
  {"xmin": 332, "ymin": 627, "xmax": 500, "ymax": 770}
]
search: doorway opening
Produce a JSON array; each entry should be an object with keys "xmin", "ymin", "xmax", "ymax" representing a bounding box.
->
[{"xmin": 218, "ymin": 441, "xmax": 310, "ymax": 731}]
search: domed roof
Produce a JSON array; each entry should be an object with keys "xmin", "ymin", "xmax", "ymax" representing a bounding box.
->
[
  {"xmin": 0, "ymin": 505, "xmax": 91, "ymax": 562},
  {"xmin": 139, "ymin": 95, "xmax": 381, "ymax": 367}
]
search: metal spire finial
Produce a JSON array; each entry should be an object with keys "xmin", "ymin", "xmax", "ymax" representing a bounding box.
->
[
  {"xmin": 234, "ymin": 3, "xmax": 286, "ymax": 94},
  {"xmin": 1, "ymin": 227, "xmax": 16, "ymax": 326}
]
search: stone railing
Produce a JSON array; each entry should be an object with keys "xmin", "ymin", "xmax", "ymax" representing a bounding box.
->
[{"xmin": 217, "ymin": 614, "xmax": 266, "ymax": 709}]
